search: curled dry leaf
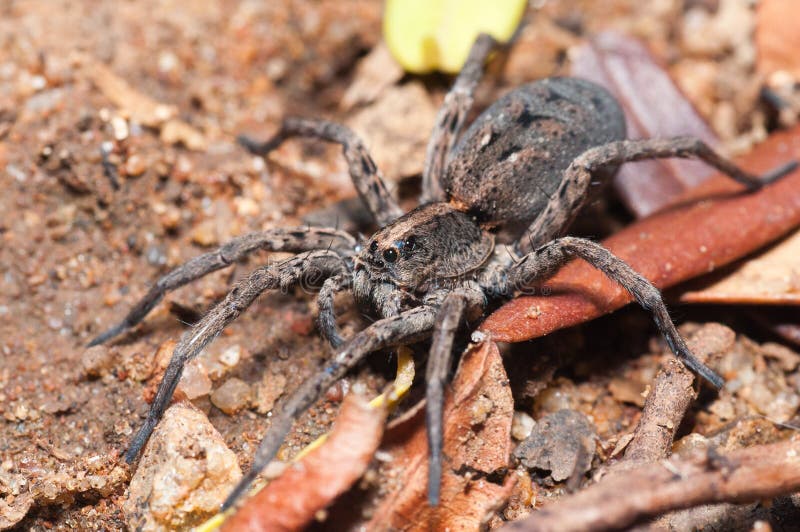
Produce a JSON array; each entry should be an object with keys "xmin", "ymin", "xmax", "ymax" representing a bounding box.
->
[
  {"xmin": 481, "ymin": 124, "xmax": 800, "ymax": 343},
  {"xmin": 368, "ymin": 340, "xmax": 514, "ymax": 531},
  {"xmin": 572, "ymin": 31, "xmax": 720, "ymax": 217},
  {"xmin": 220, "ymin": 392, "xmax": 387, "ymax": 532},
  {"xmin": 679, "ymin": 228, "xmax": 800, "ymax": 305}
]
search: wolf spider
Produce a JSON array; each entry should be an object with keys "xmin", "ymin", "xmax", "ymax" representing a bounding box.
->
[{"xmin": 89, "ymin": 35, "xmax": 795, "ymax": 508}]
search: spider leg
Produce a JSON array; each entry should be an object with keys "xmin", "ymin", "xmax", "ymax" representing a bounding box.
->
[
  {"xmin": 221, "ymin": 304, "xmax": 437, "ymax": 511},
  {"xmin": 422, "ymin": 34, "xmax": 497, "ymax": 203},
  {"xmin": 517, "ymin": 136, "xmax": 798, "ymax": 254},
  {"xmin": 508, "ymin": 236, "xmax": 724, "ymax": 389},
  {"xmin": 124, "ymin": 250, "xmax": 345, "ymax": 464},
  {"xmin": 88, "ymin": 227, "xmax": 355, "ymax": 346},
  {"xmin": 425, "ymin": 287, "xmax": 486, "ymax": 505},
  {"xmin": 238, "ymin": 118, "xmax": 403, "ymax": 226},
  {"xmin": 317, "ymin": 273, "xmax": 351, "ymax": 349}
]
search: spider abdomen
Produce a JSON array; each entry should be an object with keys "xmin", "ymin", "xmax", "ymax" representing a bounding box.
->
[{"xmin": 443, "ymin": 77, "xmax": 626, "ymax": 230}]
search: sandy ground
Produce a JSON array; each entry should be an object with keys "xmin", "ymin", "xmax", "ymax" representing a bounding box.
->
[{"xmin": 1, "ymin": 1, "xmax": 798, "ymax": 530}]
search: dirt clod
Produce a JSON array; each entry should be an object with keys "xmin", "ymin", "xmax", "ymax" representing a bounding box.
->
[{"xmin": 514, "ymin": 409, "xmax": 597, "ymax": 482}]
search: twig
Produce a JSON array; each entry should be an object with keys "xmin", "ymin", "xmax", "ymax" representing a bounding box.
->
[
  {"xmin": 621, "ymin": 357, "xmax": 695, "ymax": 465},
  {"xmin": 503, "ymin": 438, "xmax": 800, "ymax": 532},
  {"xmin": 620, "ymin": 323, "xmax": 735, "ymax": 466}
]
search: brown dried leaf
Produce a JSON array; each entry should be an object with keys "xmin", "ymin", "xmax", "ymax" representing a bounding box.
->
[
  {"xmin": 679, "ymin": 228, "xmax": 800, "ymax": 304},
  {"xmin": 756, "ymin": 0, "xmax": 800, "ymax": 79},
  {"xmin": 221, "ymin": 393, "xmax": 386, "ymax": 532},
  {"xmin": 481, "ymin": 125, "xmax": 800, "ymax": 343},
  {"xmin": 347, "ymin": 81, "xmax": 437, "ymax": 180},
  {"xmin": 572, "ymin": 31, "xmax": 719, "ymax": 217},
  {"xmin": 341, "ymin": 41, "xmax": 404, "ymax": 111},
  {"xmin": 369, "ymin": 340, "xmax": 514, "ymax": 531}
]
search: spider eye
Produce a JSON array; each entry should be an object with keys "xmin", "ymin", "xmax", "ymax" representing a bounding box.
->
[
  {"xmin": 404, "ymin": 235, "xmax": 416, "ymax": 250},
  {"xmin": 369, "ymin": 241, "xmax": 378, "ymax": 252},
  {"xmin": 383, "ymin": 248, "xmax": 398, "ymax": 263}
]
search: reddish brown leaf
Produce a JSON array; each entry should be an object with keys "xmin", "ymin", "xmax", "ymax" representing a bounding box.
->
[
  {"xmin": 221, "ymin": 393, "xmax": 386, "ymax": 532},
  {"xmin": 572, "ymin": 31, "xmax": 719, "ymax": 217},
  {"xmin": 368, "ymin": 340, "xmax": 514, "ymax": 531},
  {"xmin": 679, "ymin": 228, "xmax": 800, "ymax": 304},
  {"xmin": 481, "ymin": 125, "xmax": 800, "ymax": 343},
  {"xmin": 756, "ymin": 0, "xmax": 800, "ymax": 79}
]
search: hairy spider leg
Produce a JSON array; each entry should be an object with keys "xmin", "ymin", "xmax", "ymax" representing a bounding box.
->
[
  {"xmin": 317, "ymin": 273, "xmax": 351, "ymax": 348},
  {"xmin": 124, "ymin": 250, "xmax": 347, "ymax": 463},
  {"xmin": 422, "ymin": 33, "xmax": 497, "ymax": 204},
  {"xmin": 425, "ymin": 287, "xmax": 486, "ymax": 505},
  {"xmin": 221, "ymin": 305, "xmax": 438, "ymax": 511},
  {"xmin": 238, "ymin": 117, "xmax": 404, "ymax": 226},
  {"xmin": 517, "ymin": 137, "xmax": 799, "ymax": 254},
  {"xmin": 88, "ymin": 227, "xmax": 356, "ymax": 346},
  {"xmin": 508, "ymin": 236, "xmax": 724, "ymax": 388}
]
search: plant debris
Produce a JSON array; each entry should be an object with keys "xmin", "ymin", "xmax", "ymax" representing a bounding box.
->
[
  {"xmin": 220, "ymin": 391, "xmax": 387, "ymax": 532},
  {"xmin": 368, "ymin": 340, "xmax": 514, "ymax": 530},
  {"xmin": 503, "ymin": 437, "xmax": 800, "ymax": 532},
  {"xmin": 679, "ymin": 228, "xmax": 800, "ymax": 304}
]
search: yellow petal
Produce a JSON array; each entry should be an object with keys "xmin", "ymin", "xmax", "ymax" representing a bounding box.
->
[{"xmin": 384, "ymin": 0, "xmax": 526, "ymax": 73}]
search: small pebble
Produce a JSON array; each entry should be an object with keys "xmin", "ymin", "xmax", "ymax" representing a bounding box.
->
[
  {"xmin": 179, "ymin": 362, "xmax": 212, "ymax": 400},
  {"xmin": 252, "ymin": 373, "xmax": 287, "ymax": 414},
  {"xmin": 111, "ymin": 116, "xmax": 129, "ymax": 141},
  {"xmin": 124, "ymin": 154, "xmax": 146, "ymax": 176},
  {"xmin": 124, "ymin": 404, "xmax": 241, "ymax": 530},
  {"xmin": 218, "ymin": 345, "xmax": 242, "ymax": 367},
  {"xmin": 190, "ymin": 220, "xmax": 219, "ymax": 247},
  {"xmin": 81, "ymin": 345, "xmax": 115, "ymax": 379},
  {"xmin": 157, "ymin": 205, "xmax": 182, "ymax": 232},
  {"xmin": 210, "ymin": 378, "xmax": 251, "ymax": 415},
  {"xmin": 511, "ymin": 411, "xmax": 535, "ymax": 441}
]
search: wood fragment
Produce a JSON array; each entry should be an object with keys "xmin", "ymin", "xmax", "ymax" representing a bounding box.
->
[
  {"xmin": 503, "ymin": 437, "xmax": 800, "ymax": 532},
  {"xmin": 76, "ymin": 53, "xmax": 207, "ymax": 150},
  {"xmin": 622, "ymin": 324, "xmax": 735, "ymax": 466}
]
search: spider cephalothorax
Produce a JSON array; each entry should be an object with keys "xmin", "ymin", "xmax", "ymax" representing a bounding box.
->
[
  {"xmin": 356, "ymin": 202, "xmax": 494, "ymax": 290},
  {"xmin": 89, "ymin": 34, "xmax": 796, "ymax": 509}
]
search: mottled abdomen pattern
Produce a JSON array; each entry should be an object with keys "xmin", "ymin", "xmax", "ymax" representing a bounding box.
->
[{"xmin": 443, "ymin": 77, "xmax": 626, "ymax": 229}]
